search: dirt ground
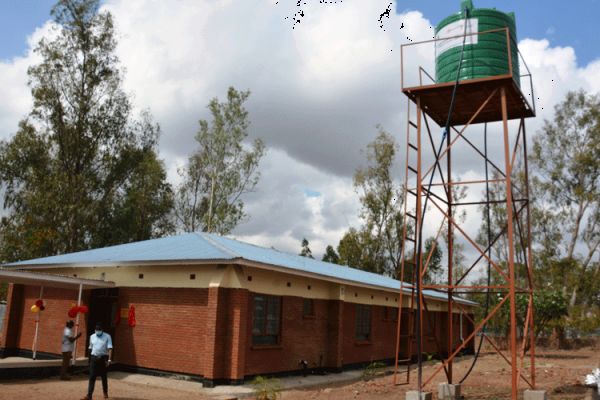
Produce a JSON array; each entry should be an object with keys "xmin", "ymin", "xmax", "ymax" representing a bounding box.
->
[
  {"xmin": 0, "ymin": 346, "xmax": 598, "ymax": 400},
  {"xmin": 283, "ymin": 346, "xmax": 600, "ymax": 400}
]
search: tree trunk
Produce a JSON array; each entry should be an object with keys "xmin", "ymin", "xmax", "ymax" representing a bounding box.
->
[{"xmin": 207, "ymin": 175, "xmax": 216, "ymax": 232}]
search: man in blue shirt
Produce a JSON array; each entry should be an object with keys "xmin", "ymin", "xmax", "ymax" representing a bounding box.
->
[{"xmin": 81, "ymin": 323, "xmax": 113, "ymax": 400}]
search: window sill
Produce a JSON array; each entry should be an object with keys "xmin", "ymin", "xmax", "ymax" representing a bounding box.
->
[
  {"xmin": 354, "ymin": 340, "xmax": 372, "ymax": 346},
  {"xmin": 251, "ymin": 344, "xmax": 283, "ymax": 350}
]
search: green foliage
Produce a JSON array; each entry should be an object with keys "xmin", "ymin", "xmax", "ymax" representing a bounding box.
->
[
  {"xmin": 251, "ymin": 375, "xmax": 282, "ymax": 400},
  {"xmin": 174, "ymin": 87, "xmax": 265, "ymax": 234},
  {"xmin": 337, "ymin": 128, "xmax": 404, "ymax": 275},
  {"xmin": 519, "ymin": 289, "xmax": 568, "ymax": 340},
  {"xmin": 470, "ymin": 91, "xmax": 600, "ymax": 343},
  {"xmin": 423, "ymin": 238, "xmax": 442, "ymax": 283},
  {"xmin": 337, "ymin": 127, "xmax": 442, "ymax": 278},
  {"xmin": 532, "ymin": 90, "xmax": 600, "ymax": 307},
  {"xmin": 322, "ymin": 245, "xmax": 340, "ymax": 264},
  {"xmin": 441, "ymin": 182, "xmax": 469, "ymax": 280},
  {"xmin": 0, "ymin": 0, "xmax": 173, "ymax": 262},
  {"xmin": 337, "ymin": 228, "xmax": 366, "ymax": 268},
  {"xmin": 470, "ymin": 280, "xmax": 568, "ymax": 343},
  {"xmin": 362, "ymin": 361, "xmax": 386, "ymax": 380},
  {"xmin": 299, "ymin": 238, "xmax": 314, "ymax": 259}
]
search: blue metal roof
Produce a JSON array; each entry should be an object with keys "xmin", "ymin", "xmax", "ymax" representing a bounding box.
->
[{"xmin": 6, "ymin": 232, "xmax": 475, "ymax": 305}]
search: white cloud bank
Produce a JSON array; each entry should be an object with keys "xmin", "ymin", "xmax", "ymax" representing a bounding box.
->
[{"xmin": 0, "ymin": 0, "xmax": 598, "ymax": 259}]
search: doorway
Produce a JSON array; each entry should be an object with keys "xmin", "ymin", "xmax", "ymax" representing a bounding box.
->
[{"xmin": 86, "ymin": 288, "xmax": 119, "ymax": 353}]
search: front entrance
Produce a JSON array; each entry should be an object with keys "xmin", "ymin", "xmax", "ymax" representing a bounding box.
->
[{"xmin": 86, "ymin": 288, "xmax": 119, "ymax": 352}]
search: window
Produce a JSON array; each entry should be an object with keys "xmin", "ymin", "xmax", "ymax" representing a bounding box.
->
[
  {"xmin": 252, "ymin": 295, "xmax": 281, "ymax": 345},
  {"xmin": 303, "ymin": 299, "xmax": 315, "ymax": 317},
  {"xmin": 355, "ymin": 304, "xmax": 371, "ymax": 341},
  {"xmin": 424, "ymin": 312, "xmax": 436, "ymax": 336},
  {"xmin": 384, "ymin": 306, "xmax": 398, "ymax": 322}
]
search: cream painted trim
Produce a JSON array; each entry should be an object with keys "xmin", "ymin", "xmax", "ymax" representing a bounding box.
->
[
  {"xmin": 25, "ymin": 263, "xmax": 473, "ymax": 312},
  {"xmin": 241, "ymin": 266, "xmax": 468, "ymax": 312},
  {"xmin": 0, "ymin": 268, "xmax": 115, "ymax": 289},
  {"xmin": 11, "ymin": 258, "xmax": 476, "ymax": 308},
  {"xmin": 236, "ymin": 259, "xmax": 476, "ymax": 308}
]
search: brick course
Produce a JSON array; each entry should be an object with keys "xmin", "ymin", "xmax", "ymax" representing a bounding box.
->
[
  {"xmin": 114, "ymin": 287, "xmax": 209, "ymax": 376},
  {"xmin": 245, "ymin": 295, "xmax": 332, "ymax": 376},
  {"xmin": 1, "ymin": 284, "xmax": 88, "ymax": 357},
  {"xmin": 341, "ymin": 303, "xmax": 399, "ymax": 365},
  {"xmin": 2, "ymin": 284, "xmax": 474, "ymax": 384}
]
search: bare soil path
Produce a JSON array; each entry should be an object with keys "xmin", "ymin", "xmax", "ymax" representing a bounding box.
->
[{"xmin": 0, "ymin": 347, "xmax": 598, "ymax": 400}]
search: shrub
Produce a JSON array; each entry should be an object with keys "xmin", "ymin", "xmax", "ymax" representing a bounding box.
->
[
  {"xmin": 251, "ymin": 375, "xmax": 282, "ymax": 400},
  {"xmin": 362, "ymin": 361, "xmax": 387, "ymax": 380}
]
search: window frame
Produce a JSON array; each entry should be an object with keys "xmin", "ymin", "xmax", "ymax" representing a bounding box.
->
[
  {"xmin": 355, "ymin": 304, "xmax": 372, "ymax": 343},
  {"xmin": 251, "ymin": 294, "xmax": 282, "ymax": 347},
  {"xmin": 383, "ymin": 306, "xmax": 399, "ymax": 322},
  {"xmin": 302, "ymin": 298, "xmax": 315, "ymax": 319}
]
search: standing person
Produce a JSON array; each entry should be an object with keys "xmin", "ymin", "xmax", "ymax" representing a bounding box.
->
[
  {"xmin": 81, "ymin": 323, "xmax": 113, "ymax": 400},
  {"xmin": 60, "ymin": 320, "xmax": 82, "ymax": 380}
]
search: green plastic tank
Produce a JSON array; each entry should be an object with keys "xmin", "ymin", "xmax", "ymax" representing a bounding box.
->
[{"xmin": 435, "ymin": 0, "xmax": 519, "ymax": 84}]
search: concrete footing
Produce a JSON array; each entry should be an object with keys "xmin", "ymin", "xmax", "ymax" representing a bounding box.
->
[
  {"xmin": 405, "ymin": 391, "xmax": 432, "ymax": 400},
  {"xmin": 438, "ymin": 383, "xmax": 461, "ymax": 399},
  {"xmin": 524, "ymin": 389, "xmax": 548, "ymax": 400},
  {"xmin": 585, "ymin": 388, "xmax": 600, "ymax": 400}
]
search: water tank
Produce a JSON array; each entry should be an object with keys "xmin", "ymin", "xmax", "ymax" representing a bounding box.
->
[{"xmin": 435, "ymin": 0, "xmax": 519, "ymax": 84}]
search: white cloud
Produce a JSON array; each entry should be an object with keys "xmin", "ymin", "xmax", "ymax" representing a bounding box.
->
[{"xmin": 0, "ymin": 1, "xmax": 598, "ymax": 261}]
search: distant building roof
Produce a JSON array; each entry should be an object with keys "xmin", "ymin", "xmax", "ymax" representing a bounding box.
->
[{"xmin": 5, "ymin": 232, "xmax": 476, "ymax": 306}]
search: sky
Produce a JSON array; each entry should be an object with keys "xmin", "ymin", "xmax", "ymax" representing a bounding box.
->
[{"xmin": 0, "ymin": 0, "xmax": 598, "ymax": 267}]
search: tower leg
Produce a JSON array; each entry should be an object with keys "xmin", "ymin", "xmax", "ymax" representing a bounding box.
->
[{"xmin": 500, "ymin": 86, "xmax": 518, "ymax": 399}]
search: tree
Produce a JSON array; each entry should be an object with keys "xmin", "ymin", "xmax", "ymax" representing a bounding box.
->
[
  {"xmin": 337, "ymin": 127, "xmax": 443, "ymax": 277},
  {"xmin": 0, "ymin": 0, "xmax": 173, "ymax": 262},
  {"xmin": 470, "ymin": 91, "xmax": 600, "ymax": 345},
  {"xmin": 322, "ymin": 245, "xmax": 340, "ymax": 264},
  {"xmin": 338, "ymin": 128, "xmax": 404, "ymax": 275},
  {"xmin": 442, "ymin": 181, "xmax": 469, "ymax": 280},
  {"xmin": 299, "ymin": 238, "xmax": 314, "ymax": 259},
  {"xmin": 337, "ymin": 228, "xmax": 367, "ymax": 268},
  {"xmin": 531, "ymin": 90, "xmax": 600, "ymax": 307},
  {"xmin": 423, "ymin": 238, "xmax": 442, "ymax": 283},
  {"xmin": 519, "ymin": 289, "xmax": 569, "ymax": 347},
  {"xmin": 92, "ymin": 115, "xmax": 174, "ymax": 246},
  {"xmin": 175, "ymin": 87, "xmax": 265, "ymax": 234}
]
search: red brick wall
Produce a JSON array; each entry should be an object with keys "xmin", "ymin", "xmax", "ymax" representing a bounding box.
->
[
  {"xmin": 12, "ymin": 285, "xmax": 88, "ymax": 356},
  {"xmin": 221, "ymin": 288, "xmax": 249, "ymax": 380},
  {"xmin": 245, "ymin": 295, "xmax": 331, "ymax": 376},
  {"xmin": 341, "ymin": 303, "xmax": 399, "ymax": 365},
  {"xmin": 244, "ymin": 296, "xmax": 475, "ymax": 376},
  {"xmin": 325, "ymin": 300, "xmax": 344, "ymax": 369},
  {"xmin": 2, "ymin": 283, "xmax": 475, "ymax": 382},
  {"xmin": 114, "ymin": 287, "xmax": 209, "ymax": 376}
]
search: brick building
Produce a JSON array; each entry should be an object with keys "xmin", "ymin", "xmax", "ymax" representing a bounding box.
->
[{"xmin": 0, "ymin": 232, "xmax": 475, "ymax": 386}]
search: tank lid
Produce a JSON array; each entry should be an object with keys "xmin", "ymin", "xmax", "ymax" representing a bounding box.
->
[{"xmin": 461, "ymin": 0, "xmax": 474, "ymax": 13}]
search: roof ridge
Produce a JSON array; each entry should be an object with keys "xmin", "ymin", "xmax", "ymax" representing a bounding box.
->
[{"xmin": 194, "ymin": 232, "xmax": 241, "ymax": 258}]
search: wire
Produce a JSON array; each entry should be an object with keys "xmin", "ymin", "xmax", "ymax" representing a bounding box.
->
[{"xmin": 415, "ymin": 5, "xmax": 471, "ymax": 392}]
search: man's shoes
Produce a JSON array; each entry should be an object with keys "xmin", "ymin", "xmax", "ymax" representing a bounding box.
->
[
  {"xmin": 104, "ymin": 393, "xmax": 109, "ymax": 399},
  {"xmin": 80, "ymin": 396, "xmax": 90, "ymax": 400}
]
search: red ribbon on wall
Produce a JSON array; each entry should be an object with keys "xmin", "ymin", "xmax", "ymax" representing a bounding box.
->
[{"xmin": 128, "ymin": 305, "xmax": 136, "ymax": 327}]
